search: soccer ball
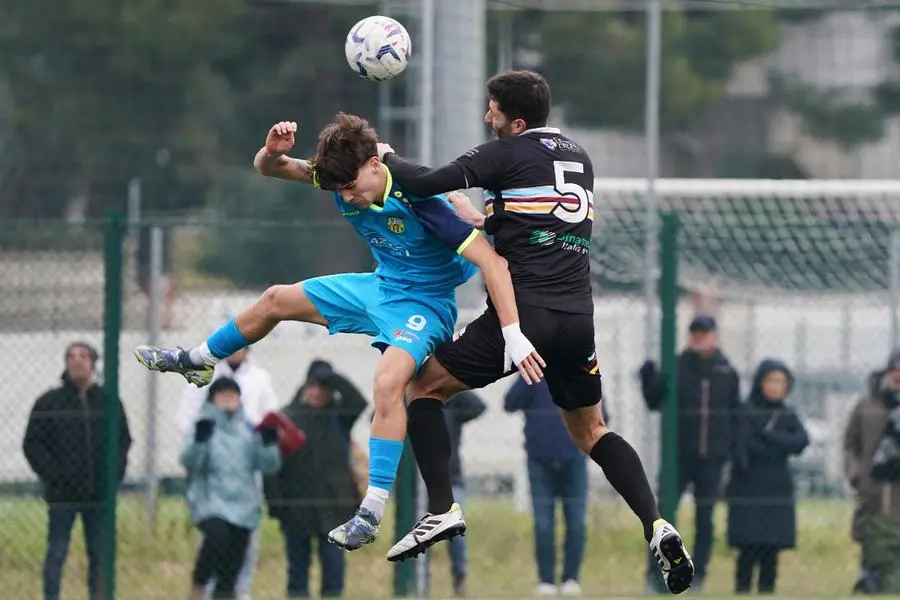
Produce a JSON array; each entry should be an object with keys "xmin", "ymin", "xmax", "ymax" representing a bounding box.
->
[{"xmin": 344, "ymin": 15, "xmax": 412, "ymax": 82}]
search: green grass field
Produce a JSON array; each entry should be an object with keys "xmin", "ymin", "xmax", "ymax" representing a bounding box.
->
[{"xmin": 0, "ymin": 494, "xmax": 864, "ymax": 599}]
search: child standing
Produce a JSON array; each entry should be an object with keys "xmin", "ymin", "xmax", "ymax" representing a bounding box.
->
[
  {"xmin": 181, "ymin": 377, "xmax": 282, "ymax": 599},
  {"xmin": 727, "ymin": 359, "xmax": 810, "ymax": 594}
]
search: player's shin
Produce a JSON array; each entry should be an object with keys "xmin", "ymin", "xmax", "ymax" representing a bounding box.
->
[
  {"xmin": 407, "ymin": 398, "xmax": 455, "ymax": 514},
  {"xmin": 589, "ymin": 431, "xmax": 661, "ymax": 542},
  {"xmin": 362, "ymin": 437, "xmax": 405, "ymax": 522}
]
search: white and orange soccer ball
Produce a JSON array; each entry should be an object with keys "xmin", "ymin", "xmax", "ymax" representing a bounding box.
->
[{"xmin": 344, "ymin": 15, "xmax": 412, "ymax": 82}]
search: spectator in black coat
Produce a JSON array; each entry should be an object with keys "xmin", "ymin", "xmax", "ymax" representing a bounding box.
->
[
  {"xmin": 23, "ymin": 341, "xmax": 132, "ymax": 600},
  {"xmin": 727, "ymin": 358, "xmax": 809, "ymax": 594},
  {"xmin": 264, "ymin": 360, "xmax": 368, "ymax": 598},
  {"xmin": 639, "ymin": 315, "xmax": 741, "ymax": 592}
]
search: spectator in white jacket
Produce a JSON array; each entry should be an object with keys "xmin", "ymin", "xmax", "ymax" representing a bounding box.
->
[{"xmin": 176, "ymin": 347, "xmax": 279, "ymax": 600}]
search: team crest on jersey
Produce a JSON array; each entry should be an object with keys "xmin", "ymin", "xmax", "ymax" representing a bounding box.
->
[
  {"xmin": 540, "ymin": 137, "xmax": 559, "ymax": 151},
  {"xmin": 387, "ymin": 217, "xmax": 405, "ymax": 234},
  {"xmin": 584, "ymin": 351, "xmax": 600, "ymax": 375}
]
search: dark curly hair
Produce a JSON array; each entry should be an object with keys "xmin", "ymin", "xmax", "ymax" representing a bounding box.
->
[{"xmin": 486, "ymin": 70, "xmax": 551, "ymax": 130}]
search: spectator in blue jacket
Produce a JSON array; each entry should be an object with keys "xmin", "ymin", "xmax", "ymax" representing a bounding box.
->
[
  {"xmin": 181, "ymin": 377, "xmax": 282, "ymax": 599},
  {"xmin": 505, "ymin": 376, "xmax": 610, "ymax": 597}
]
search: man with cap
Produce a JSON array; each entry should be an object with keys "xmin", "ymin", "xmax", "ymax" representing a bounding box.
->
[
  {"xmin": 638, "ymin": 315, "xmax": 741, "ymax": 593},
  {"xmin": 23, "ymin": 341, "xmax": 133, "ymax": 600}
]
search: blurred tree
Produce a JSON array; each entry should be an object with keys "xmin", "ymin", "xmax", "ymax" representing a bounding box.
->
[
  {"xmin": 196, "ymin": 171, "xmax": 373, "ymax": 289},
  {"xmin": 0, "ymin": 0, "xmax": 377, "ymax": 219},
  {"xmin": 531, "ymin": 9, "xmax": 782, "ymax": 131},
  {"xmin": 518, "ymin": 7, "xmax": 900, "ymax": 159}
]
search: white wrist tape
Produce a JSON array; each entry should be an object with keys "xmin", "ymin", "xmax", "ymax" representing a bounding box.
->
[{"xmin": 501, "ymin": 323, "xmax": 536, "ymax": 370}]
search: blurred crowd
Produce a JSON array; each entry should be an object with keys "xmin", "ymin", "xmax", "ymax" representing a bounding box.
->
[{"xmin": 20, "ymin": 319, "xmax": 900, "ymax": 598}]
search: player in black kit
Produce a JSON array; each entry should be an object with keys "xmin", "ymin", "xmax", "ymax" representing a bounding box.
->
[{"xmin": 379, "ymin": 70, "xmax": 694, "ymax": 595}]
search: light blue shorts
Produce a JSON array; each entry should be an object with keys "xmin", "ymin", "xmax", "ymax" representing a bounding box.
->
[{"xmin": 302, "ymin": 273, "xmax": 458, "ymax": 369}]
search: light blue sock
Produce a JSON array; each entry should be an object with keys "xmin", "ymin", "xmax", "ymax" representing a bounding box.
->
[
  {"xmin": 369, "ymin": 437, "xmax": 404, "ymax": 490},
  {"xmin": 360, "ymin": 437, "xmax": 404, "ymax": 521},
  {"xmin": 206, "ymin": 318, "xmax": 250, "ymax": 359}
]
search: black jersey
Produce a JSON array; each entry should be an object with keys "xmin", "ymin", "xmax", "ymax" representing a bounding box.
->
[{"xmin": 453, "ymin": 128, "xmax": 595, "ymax": 314}]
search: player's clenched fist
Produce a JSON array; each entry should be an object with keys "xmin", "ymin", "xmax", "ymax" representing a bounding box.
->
[{"xmin": 266, "ymin": 121, "xmax": 298, "ymax": 155}]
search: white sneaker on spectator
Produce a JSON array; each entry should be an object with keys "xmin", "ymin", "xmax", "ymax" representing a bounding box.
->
[
  {"xmin": 535, "ymin": 583, "xmax": 558, "ymax": 596},
  {"xmin": 560, "ymin": 580, "xmax": 582, "ymax": 596}
]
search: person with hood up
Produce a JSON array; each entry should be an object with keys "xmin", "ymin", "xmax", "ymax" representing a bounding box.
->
[
  {"xmin": 639, "ymin": 315, "xmax": 741, "ymax": 592},
  {"xmin": 727, "ymin": 359, "xmax": 809, "ymax": 594},
  {"xmin": 181, "ymin": 377, "xmax": 282, "ymax": 599}
]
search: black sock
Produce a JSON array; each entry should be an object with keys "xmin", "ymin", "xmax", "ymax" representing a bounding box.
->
[
  {"xmin": 589, "ymin": 432, "xmax": 661, "ymax": 542},
  {"xmin": 407, "ymin": 398, "xmax": 455, "ymax": 514}
]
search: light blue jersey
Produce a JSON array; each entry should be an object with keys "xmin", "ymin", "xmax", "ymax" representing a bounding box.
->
[
  {"xmin": 302, "ymin": 167, "xmax": 480, "ymax": 369},
  {"xmin": 333, "ymin": 168, "xmax": 479, "ymax": 293}
]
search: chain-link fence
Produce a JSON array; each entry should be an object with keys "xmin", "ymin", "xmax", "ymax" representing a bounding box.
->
[{"xmin": 6, "ymin": 185, "xmax": 899, "ymax": 598}]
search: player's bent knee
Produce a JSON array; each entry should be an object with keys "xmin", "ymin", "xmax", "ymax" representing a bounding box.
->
[
  {"xmin": 561, "ymin": 406, "xmax": 609, "ymax": 454},
  {"xmin": 373, "ymin": 373, "xmax": 407, "ymax": 417},
  {"xmin": 257, "ymin": 285, "xmax": 290, "ymax": 319}
]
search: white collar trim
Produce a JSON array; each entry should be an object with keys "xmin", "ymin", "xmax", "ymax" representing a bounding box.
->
[{"xmin": 521, "ymin": 127, "xmax": 561, "ymax": 135}]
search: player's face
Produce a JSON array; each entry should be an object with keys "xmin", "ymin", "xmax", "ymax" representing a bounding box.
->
[
  {"xmin": 338, "ymin": 157, "xmax": 387, "ymax": 208},
  {"xmin": 484, "ymin": 99, "xmax": 526, "ymax": 139}
]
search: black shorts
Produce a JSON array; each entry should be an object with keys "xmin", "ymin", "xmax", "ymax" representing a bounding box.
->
[{"xmin": 433, "ymin": 304, "xmax": 602, "ymax": 411}]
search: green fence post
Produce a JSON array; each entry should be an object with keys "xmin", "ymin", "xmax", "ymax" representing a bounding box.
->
[
  {"xmin": 393, "ymin": 439, "xmax": 417, "ymax": 597},
  {"xmin": 658, "ymin": 211, "xmax": 680, "ymax": 524},
  {"xmin": 101, "ymin": 211, "xmax": 124, "ymax": 600}
]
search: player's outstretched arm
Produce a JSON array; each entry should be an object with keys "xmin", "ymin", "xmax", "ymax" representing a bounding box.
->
[
  {"xmin": 254, "ymin": 121, "xmax": 315, "ymax": 183},
  {"xmin": 378, "ymin": 143, "xmax": 467, "ymax": 198},
  {"xmin": 460, "ymin": 234, "xmax": 546, "ymax": 385}
]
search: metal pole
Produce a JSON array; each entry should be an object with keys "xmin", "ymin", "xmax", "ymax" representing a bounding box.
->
[
  {"xmin": 642, "ymin": 0, "xmax": 662, "ymax": 360},
  {"xmin": 377, "ymin": 0, "xmax": 392, "ymax": 138},
  {"xmin": 890, "ymin": 229, "xmax": 900, "ymax": 349},
  {"xmin": 127, "ymin": 177, "xmax": 141, "ymax": 243},
  {"xmin": 497, "ymin": 11, "xmax": 514, "ymax": 72},
  {"xmin": 145, "ymin": 227, "xmax": 163, "ymax": 528},
  {"xmin": 418, "ymin": 0, "xmax": 435, "ymax": 165},
  {"xmin": 415, "ymin": 2, "xmax": 435, "ymax": 593}
]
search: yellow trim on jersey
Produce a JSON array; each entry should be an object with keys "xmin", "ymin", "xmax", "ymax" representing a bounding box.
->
[
  {"xmin": 490, "ymin": 202, "xmax": 595, "ymax": 221},
  {"xmin": 366, "ymin": 165, "xmax": 393, "ymax": 213},
  {"xmin": 455, "ymin": 228, "xmax": 480, "ymax": 255}
]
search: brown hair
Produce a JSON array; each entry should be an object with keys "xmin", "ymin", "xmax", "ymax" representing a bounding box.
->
[{"xmin": 313, "ymin": 112, "xmax": 379, "ymax": 191}]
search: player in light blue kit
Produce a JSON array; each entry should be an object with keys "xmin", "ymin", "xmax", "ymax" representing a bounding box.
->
[{"xmin": 135, "ymin": 113, "xmax": 545, "ymax": 552}]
